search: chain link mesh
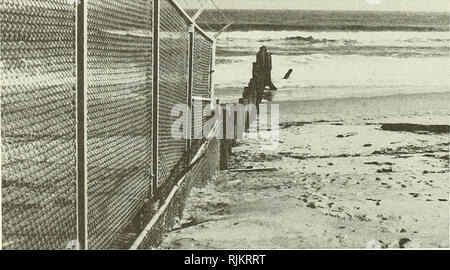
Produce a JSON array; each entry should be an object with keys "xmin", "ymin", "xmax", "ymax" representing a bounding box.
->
[
  {"xmin": 191, "ymin": 30, "xmax": 213, "ymax": 153},
  {"xmin": 158, "ymin": 0, "xmax": 189, "ymax": 188},
  {"xmin": 1, "ymin": 0, "xmax": 216, "ymax": 250},
  {"xmin": 135, "ymin": 124, "xmax": 221, "ymax": 249},
  {"xmin": 193, "ymin": 31, "xmax": 212, "ymax": 98},
  {"xmin": 86, "ymin": 0, "xmax": 153, "ymax": 249},
  {"xmin": 1, "ymin": 0, "xmax": 77, "ymax": 250}
]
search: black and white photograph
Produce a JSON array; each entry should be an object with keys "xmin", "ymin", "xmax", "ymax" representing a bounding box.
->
[{"xmin": 0, "ymin": 0, "xmax": 449, "ymax": 254}]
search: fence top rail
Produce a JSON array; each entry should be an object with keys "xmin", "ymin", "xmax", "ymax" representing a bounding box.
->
[
  {"xmin": 192, "ymin": 96, "xmax": 211, "ymax": 101},
  {"xmin": 169, "ymin": 0, "xmax": 215, "ymax": 43}
]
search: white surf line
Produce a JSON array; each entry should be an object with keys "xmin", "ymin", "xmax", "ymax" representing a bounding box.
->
[{"xmin": 129, "ymin": 120, "xmax": 220, "ymax": 250}]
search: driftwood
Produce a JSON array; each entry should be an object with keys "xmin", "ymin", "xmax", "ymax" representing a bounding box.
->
[
  {"xmin": 283, "ymin": 69, "xmax": 293, "ymax": 79},
  {"xmin": 381, "ymin": 123, "xmax": 450, "ymax": 134},
  {"xmin": 228, "ymin": 167, "xmax": 280, "ymax": 173}
]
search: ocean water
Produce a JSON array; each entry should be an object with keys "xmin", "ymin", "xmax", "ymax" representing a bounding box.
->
[{"xmin": 208, "ymin": 10, "xmax": 450, "ymax": 102}]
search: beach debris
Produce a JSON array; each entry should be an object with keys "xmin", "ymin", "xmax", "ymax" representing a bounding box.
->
[
  {"xmin": 306, "ymin": 202, "xmax": 316, "ymax": 209},
  {"xmin": 170, "ymin": 215, "xmax": 218, "ymax": 232},
  {"xmin": 396, "ymin": 155, "xmax": 413, "ymax": 159},
  {"xmin": 367, "ymin": 198, "xmax": 381, "ymax": 206},
  {"xmin": 376, "ymin": 167, "xmax": 393, "ymax": 173},
  {"xmin": 369, "ymin": 198, "xmax": 380, "ymax": 205},
  {"xmin": 399, "ymin": 238, "xmax": 411, "ymax": 248},
  {"xmin": 363, "ymin": 144, "xmax": 372, "ymax": 147},
  {"xmin": 370, "ymin": 143, "xmax": 447, "ymax": 157},
  {"xmin": 227, "ymin": 167, "xmax": 280, "ymax": 173},
  {"xmin": 381, "ymin": 123, "xmax": 450, "ymax": 134},
  {"xmin": 365, "ymin": 161, "xmax": 394, "ymax": 166},
  {"xmin": 286, "ymin": 35, "xmax": 322, "ymax": 42},
  {"xmin": 409, "ymin": 193, "xmax": 420, "ymax": 198},
  {"xmin": 355, "ymin": 213, "xmax": 370, "ymax": 222},
  {"xmin": 336, "ymin": 132, "xmax": 357, "ymax": 138},
  {"xmin": 283, "ymin": 68, "xmax": 293, "ymax": 79},
  {"xmin": 279, "ymin": 121, "xmax": 312, "ymax": 129},
  {"xmin": 281, "ymin": 153, "xmax": 310, "ymax": 160}
]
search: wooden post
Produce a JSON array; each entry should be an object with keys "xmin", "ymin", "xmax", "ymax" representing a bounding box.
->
[
  {"xmin": 76, "ymin": 0, "xmax": 88, "ymax": 250},
  {"xmin": 243, "ymin": 98, "xmax": 249, "ymax": 132},
  {"xmin": 233, "ymin": 111, "xmax": 237, "ymax": 146},
  {"xmin": 242, "ymin": 46, "xmax": 276, "ymax": 117},
  {"xmin": 220, "ymin": 107, "xmax": 228, "ymax": 170},
  {"xmin": 252, "ymin": 62, "xmax": 258, "ymax": 79},
  {"xmin": 222, "ymin": 106, "xmax": 227, "ymax": 141},
  {"xmin": 250, "ymin": 78, "xmax": 257, "ymax": 105}
]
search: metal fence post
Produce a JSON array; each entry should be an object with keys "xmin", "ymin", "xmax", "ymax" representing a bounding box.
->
[
  {"xmin": 187, "ymin": 24, "xmax": 194, "ymax": 165},
  {"xmin": 152, "ymin": 0, "xmax": 160, "ymax": 194},
  {"xmin": 76, "ymin": 0, "xmax": 88, "ymax": 250},
  {"xmin": 210, "ymin": 40, "xmax": 216, "ymax": 108},
  {"xmin": 0, "ymin": 78, "xmax": 2, "ymax": 251}
]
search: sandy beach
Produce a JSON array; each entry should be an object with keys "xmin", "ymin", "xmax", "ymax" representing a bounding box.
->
[{"xmin": 160, "ymin": 92, "xmax": 449, "ymax": 249}]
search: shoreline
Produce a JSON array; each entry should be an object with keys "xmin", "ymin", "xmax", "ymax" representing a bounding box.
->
[
  {"xmin": 216, "ymin": 87, "xmax": 450, "ymax": 105},
  {"xmin": 159, "ymin": 91, "xmax": 449, "ymax": 249}
]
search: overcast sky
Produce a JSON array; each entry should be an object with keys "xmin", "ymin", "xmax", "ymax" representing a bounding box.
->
[{"xmin": 208, "ymin": 0, "xmax": 449, "ymax": 12}]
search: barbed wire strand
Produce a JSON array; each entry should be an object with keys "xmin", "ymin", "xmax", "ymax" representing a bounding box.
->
[
  {"xmin": 209, "ymin": 0, "xmax": 232, "ymax": 24},
  {"xmin": 177, "ymin": 0, "xmax": 231, "ymax": 33}
]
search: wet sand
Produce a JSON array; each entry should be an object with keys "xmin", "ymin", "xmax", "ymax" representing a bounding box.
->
[{"xmin": 160, "ymin": 92, "xmax": 449, "ymax": 249}]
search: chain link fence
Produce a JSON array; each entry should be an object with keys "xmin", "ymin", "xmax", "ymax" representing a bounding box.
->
[
  {"xmin": 158, "ymin": 0, "xmax": 189, "ymax": 189},
  {"xmin": 1, "ymin": 0, "xmax": 216, "ymax": 250},
  {"xmin": 86, "ymin": 0, "xmax": 154, "ymax": 250},
  {"xmin": 191, "ymin": 29, "xmax": 214, "ymax": 154},
  {"xmin": 1, "ymin": 0, "xmax": 78, "ymax": 250}
]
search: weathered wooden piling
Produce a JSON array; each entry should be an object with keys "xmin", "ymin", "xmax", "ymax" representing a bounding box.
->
[
  {"xmin": 242, "ymin": 46, "xmax": 276, "ymax": 117},
  {"xmin": 218, "ymin": 47, "xmax": 277, "ymax": 171}
]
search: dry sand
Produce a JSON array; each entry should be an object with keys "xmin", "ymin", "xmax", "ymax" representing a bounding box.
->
[{"xmin": 160, "ymin": 92, "xmax": 449, "ymax": 249}]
